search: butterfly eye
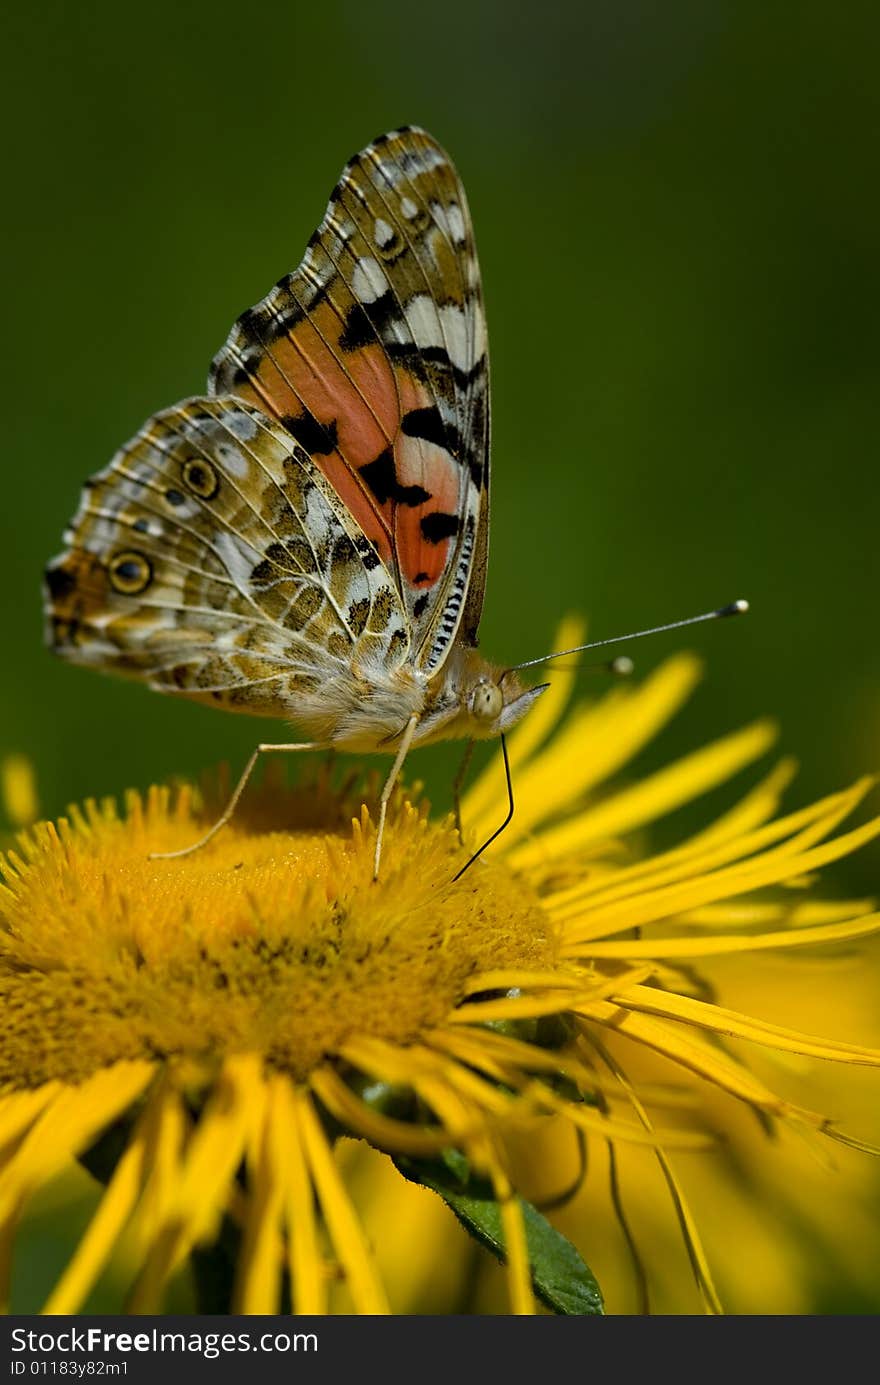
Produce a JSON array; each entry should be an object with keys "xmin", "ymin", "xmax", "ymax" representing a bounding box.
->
[
  {"xmin": 182, "ymin": 457, "xmax": 219, "ymax": 500},
  {"xmin": 108, "ymin": 550, "xmax": 153, "ymax": 595},
  {"xmin": 471, "ymin": 681, "xmax": 503, "ymax": 722}
]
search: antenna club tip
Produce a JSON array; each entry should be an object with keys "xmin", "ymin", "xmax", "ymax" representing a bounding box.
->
[
  {"xmin": 610, "ymin": 655, "xmax": 634, "ymax": 676},
  {"xmin": 724, "ymin": 599, "xmax": 750, "ymax": 616}
]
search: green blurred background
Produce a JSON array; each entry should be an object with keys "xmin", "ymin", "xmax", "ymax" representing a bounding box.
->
[{"xmin": 3, "ymin": 0, "xmax": 879, "ymax": 1311}]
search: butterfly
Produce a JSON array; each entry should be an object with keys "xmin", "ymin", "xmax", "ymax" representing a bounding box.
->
[{"xmin": 43, "ymin": 127, "xmax": 549, "ymax": 876}]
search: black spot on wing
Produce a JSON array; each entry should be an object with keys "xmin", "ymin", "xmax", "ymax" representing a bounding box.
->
[
  {"xmin": 339, "ymin": 290, "xmax": 398, "ymax": 351},
  {"xmin": 401, "ymin": 405, "xmax": 465, "ymax": 461},
  {"xmin": 385, "ymin": 341, "xmax": 486, "ymax": 393},
  {"xmin": 413, "ymin": 592, "xmax": 429, "ymax": 618},
  {"xmin": 45, "ymin": 564, "xmax": 76, "ymax": 601},
  {"xmin": 388, "ymin": 627, "xmax": 407, "ymax": 660},
  {"xmin": 332, "ymin": 534, "xmax": 357, "ymax": 565},
  {"xmin": 420, "ymin": 512, "xmax": 460, "ymax": 543},
  {"xmin": 235, "ymin": 307, "xmax": 264, "ymax": 344},
  {"xmin": 359, "ymin": 449, "xmax": 431, "ymax": 507},
  {"xmin": 267, "ymin": 307, "xmax": 307, "ymax": 343},
  {"xmin": 281, "ymin": 411, "xmax": 339, "ymax": 457},
  {"xmin": 348, "ymin": 598, "xmax": 370, "ymax": 635},
  {"xmin": 355, "ymin": 535, "xmax": 382, "ymax": 571},
  {"xmin": 230, "ymin": 360, "xmax": 257, "ymax": 388},
  {"xmin": 219, "ymin": 331, "xmax": 266, "ymax": 388}
]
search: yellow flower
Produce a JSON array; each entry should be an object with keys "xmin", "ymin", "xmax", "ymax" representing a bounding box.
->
[{"xmin": 2, "ymin": 618, "xmax": 879, "ymax": 1315}]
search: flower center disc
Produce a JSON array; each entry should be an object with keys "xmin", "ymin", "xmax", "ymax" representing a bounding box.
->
[{"xmin": 0, "ymin": 780, "xmax": 558, "ymax": 1085}]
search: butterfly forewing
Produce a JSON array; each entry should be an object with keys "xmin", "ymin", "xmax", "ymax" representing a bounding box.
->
[
  {"xmin": 209, "ymin": 126, "xmax": 490, "ymax": 674},
  {"xmin": 45, "ymin": 398, "xmax": 410, "ymax": 716}
]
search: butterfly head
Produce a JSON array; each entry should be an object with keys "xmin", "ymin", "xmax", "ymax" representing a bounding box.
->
[
  {"xmin": 469, "ymin": 678, "xmax": 504, "ymax": 722},
  {"xmin": 459, "ymin": 655, "xmax": 549, "ymax": 741},
  {"xmin": 416, "ymin": 647, "xmax": 546, "ymax": 746}
]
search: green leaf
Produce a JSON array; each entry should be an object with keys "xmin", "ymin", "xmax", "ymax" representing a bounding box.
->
[{"xmin": 395, "ymin": 1155, "xmax": 603, "ymax": 1315}]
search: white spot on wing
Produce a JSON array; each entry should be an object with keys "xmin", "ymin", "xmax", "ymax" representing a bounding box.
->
[
  {"xmin": 432, "ymin": 201, "xmax": 467, "ymax": 245},
  {"xmin": 400, "ymin": 195, "xmax": 419, "ymax": 220},
  {"xmin": 447, "ymin": 203, "xmax": 466, "ymax": 244},
  {"xmin": 352, "ymin": 256, "xmax": 389, "ymax": 303},
  {"xmin": 441, "ymin": 302, "xmax": 484, "ymax": 370},
  {"xmin": 403, "ymin": 296, "xmax": 484, "ymax": 372},
  {"xmin": 215, "ymin": 441, "xmax": 249, "ymax": 480},
  {"xmin": 405, "ymin": 294, "xmax": 444, "ymax": 351},
  {"xmin": 214, "ymin": 530, "xmax": 263, "ymax": 592},
  {"xmin": 226, "ymin": 411, "xmax": 259, "ymax": 441},
  {"xmin": 164, "ymin": 494, "xmax": 200, "ymax": 521},
  {"xmin": 374, "ymin": 217, "xmax": 394, "ymax": 248}
]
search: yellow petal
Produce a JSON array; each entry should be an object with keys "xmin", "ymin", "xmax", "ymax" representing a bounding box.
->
[
  {"xmin": 0, "ymin": 1084, "xmax": 61, "ymax": 1162},
  {"xmin": 0, "ymin": 1062, "xmax": 153, "ymax": 1225},
  {"xmin": 43, "ymin": 1121, "xmax": 146, "ymax": 1314},
  {"xmin": 234, "ymin": 1076, "xmax": 287, "ymax": 1314},
  {"xmin": 173, "ymin": 1055, "xmax": 266, "ymax": 1252},
  {"xmin": 309, "ymin": 1066, "xmax": 455, "ymax": 1155},
  {"xmin": 613, "ymin": 983, "xmax": 880, "ymax": 1065},
  {"xmin": 295, "ymin": 1089, "xmax": 390, "ymax": 1314},
  {"xmin": 450, "ymin": 965, "xmax": 655, "ymax": 1024},
  {"xmin": 514, "ymin": 720, "xmax": 776, "ymax": 868},
  {"xmin": 127, "ymin": 1081, "xmax": 188, "ymax": 1250},
  {"xmin": 489, "ymin": 1154, "xmax": 534, "ymax": 1315},
  {"xmin": 564, "ymin": 808, "xmax": 880, "ymax": 941},
  {"xmin": 272, "ymin": 1078, "xmax": 326, "ymax": 1315},
  {"xmin": 462, "ymin": 614, "xmax": 586, "ymax": 825},
  {"xmin": 577, "ymin": 910, "xmax": 880, "ymax": 959},
  {"xmin": 582, "ymin": 1034, "xmax": 723, "ymax": 1314},
  {"xmin": 460, "ymin": 968, "xmax": 589, "ymax": 995},
  {"xmin": 678, "ymin": 898, "xmax": 875, "ymax": 927},
  {"xmin": 552, "ymin": 776, "xmax": 871, "ymax": 919},
  {"xmin": 517, "ymin": 1072, "xmax": 716, "ymax": 1150},
  {"xmin": 429, "ymin": 1030, "xmax": 713, "ymax": 1149},
  {"xmin": 128, "ymin": 1056, "xmax": 265, "ymax": 1311},
  {"xmin": 472, "ymin": 654, "xmax": 703, "ymax": 850},
  {"xmin": 683, "ymin": 757, "xmax": 797, "ymax": 849},
  {"xmin": 577, "ymin": 1001, "xmax": 826, "ymax": 1123}
]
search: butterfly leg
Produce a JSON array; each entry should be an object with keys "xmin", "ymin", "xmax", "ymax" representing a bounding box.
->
[
  {"xmin": 148, "ymin": 742, "xmax": 320, "ymax": 861},
  {"xmin": 452, "ymin": 739, "xmax": 475, "ymax": 837},
  {"xmin": 373, "ymin": 714, "xmax": 420, "ymax": 881}
]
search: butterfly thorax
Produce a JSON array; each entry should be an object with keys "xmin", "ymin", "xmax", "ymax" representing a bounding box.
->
[{"xmin": 279, "ymin": 642, "xmax": 545, "ymax": 754}]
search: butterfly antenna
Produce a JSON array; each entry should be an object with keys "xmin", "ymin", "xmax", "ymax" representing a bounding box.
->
[
  {"xmin": 508, "ymin": 599, "xmax": 749, "ymax": 673},
  {"xmin": 452, "ymin": 732, "xmax": 515, "ymax": 882}
]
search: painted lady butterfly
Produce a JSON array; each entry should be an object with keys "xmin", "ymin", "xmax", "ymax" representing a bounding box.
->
[{"xmin": 44, "ymin": 128, "xmax": 548, "ymax": 875}]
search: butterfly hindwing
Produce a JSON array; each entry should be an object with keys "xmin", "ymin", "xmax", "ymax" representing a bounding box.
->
[
  {"xmin": 209, "ymin": 126, "xmax": 490, "ymax": 676},
  {"xmin": 45, "ymin": 398, "xmax": 410, "ymax": 715}
]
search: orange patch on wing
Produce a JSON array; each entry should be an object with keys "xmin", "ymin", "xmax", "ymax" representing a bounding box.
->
[
  {"xmin": 390, "ymin": 374, "xmax": 461, "ymax": 590},
  {"xmin": 234, "ymin": 303, "xmax": 399, "ymax": 560},
  {"xmin": 394, "ymin": 442, "xmax": 460, "ymax": 589},
  {"xmin": 231, "ymin": 305, "xmax": 463, "ymax": 592}
]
